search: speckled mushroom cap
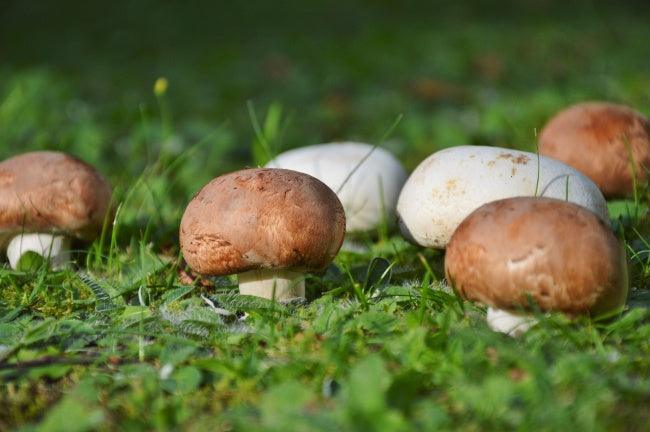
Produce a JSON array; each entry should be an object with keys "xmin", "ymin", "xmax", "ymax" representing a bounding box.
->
[
  {"xmin": 445, "ymin": 197, "xmax": 628, "ymax": 316},
  {"xmin": 179, "ymin": 168, "xmax": 346, "ymax": 276},
  {"xmin": 539, "ymin": 102, "xmax": 650, "ymax": 198},
  {"xmin": 396, "ymin": 145, "xmax": 608, "ymax": 249},
  {"xmin": 0, "ymin": 151, "xmax": 112, "ymax": 247}
]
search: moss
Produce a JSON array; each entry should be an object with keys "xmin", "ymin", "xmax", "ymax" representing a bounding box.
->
[{"xmin": 0, "ymin": 272, "xmax": 94, "ymax": 318}]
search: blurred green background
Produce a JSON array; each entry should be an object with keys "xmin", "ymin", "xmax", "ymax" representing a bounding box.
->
[{"xmin": 2, "ymin": 0, "xmax": 649, "ymax": 179}]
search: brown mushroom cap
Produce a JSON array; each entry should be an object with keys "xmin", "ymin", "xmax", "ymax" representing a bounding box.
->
[
  {"xmin": 0, "ymin": 151, "xmax": 112, "ymax": 246},
  {"xmin": 539, "ymin": 102, "xmax": 650, "ymax": 198},
  {"xmin": 179, "ymin": 168, "xmax": 346, "ymax": 276},
  {"xmin": 445, "ymin": 197, "xmax": 627, "ymax": 316}
]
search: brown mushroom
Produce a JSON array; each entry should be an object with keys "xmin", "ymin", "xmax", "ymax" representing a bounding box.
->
[
  {"xmin": 539, "ymin": 101, "xmax": 650, "ymax": 198},
  {"xmin": 179, "ymin": 168, "xmax": 346, "ymax": 300},
  {"xmin": 445, "ymin": 197, "xmax": 628, "ymax": 335},
  {"xmin": 0, "ymin": 151, "xmax": 112, "ymax": 269}
]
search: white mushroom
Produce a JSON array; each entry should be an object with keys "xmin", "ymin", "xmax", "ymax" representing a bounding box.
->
[
  {"xmin": 0, "ymin": 151, "xmax": 112, "ymax": 269},
  {"xmin": 179, "ymin": 168, "xmax": 346, "ymax": 301},
  {"xmin": 445, "ymin": 197, "xmax": 628, "ymax": 336},
  {"xmin": 397, "ymin": 145, "xmax": 609, "ymax": 248},
  {"xmin": 539, "ymin": 101, "xmax": 650, "ymax": 199},
  {"xmin": 266, "ymin": 142, "xmax": 407, "ymax": 233}
]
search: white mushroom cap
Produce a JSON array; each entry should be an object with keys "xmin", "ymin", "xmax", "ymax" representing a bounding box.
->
[
  {"xmin": 266, "ymin": 142, "xmax": 407, "ymax": 232},
  {"xmin": 397, "ymin": 145, "xmax": 609, "ymax": 248}
]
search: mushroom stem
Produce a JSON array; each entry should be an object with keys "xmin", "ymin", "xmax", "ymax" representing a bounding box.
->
[
  {"xmin": 486, "ymin": 307, "xmax": 536, "ymax": 337},
  {"xmin": 6, "ymin": 233, "xmax": 71, "ymax": 270},
  {"xmin": 237, "ymin": 269, "xmax": 305, "ymax": 301}
]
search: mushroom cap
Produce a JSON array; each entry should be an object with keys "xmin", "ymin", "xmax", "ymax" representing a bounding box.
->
[
  {"xmin": 179, "ymin": 168, "xmax": 346, "ymax": 276},
  {"xmin": 445, "ymin": 197, "xmax": 628, "ymax": 316},
  {"xmin": 266, "ymin": 142, "xmax": 407, "ymax": 232},
  {"xmin": 0, "ymin": 151, "xmax": 112, "ymax": 247},
  {"xmin": 396, "ymin": 145, "xmax": 608, "ymax": 249},
  {"xmin": 539, "ymin": 101, "xmax": 650, "ymax": 198}
]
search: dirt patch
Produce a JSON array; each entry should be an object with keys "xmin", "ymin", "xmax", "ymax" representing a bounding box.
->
[{"xmin": 497, "ymin": 153, "xmax": 531, "ymax": 164}]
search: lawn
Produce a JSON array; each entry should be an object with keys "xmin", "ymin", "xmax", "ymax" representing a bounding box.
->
[{"xmin": 1, "ymin": 1, "xmax": 649, "ymax": 430}]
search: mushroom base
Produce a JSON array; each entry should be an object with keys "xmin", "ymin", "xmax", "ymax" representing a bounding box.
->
[
  {"xmin": 238, "ymin": 269, "xmax": 305, "ymax": 301},
  {"xmin": 486, "ymin": 307, "xmax": 536, "ymax": 337},
  {"xmin": 6, "ymin": 233, "xmax": 71, "ymax": 270}
]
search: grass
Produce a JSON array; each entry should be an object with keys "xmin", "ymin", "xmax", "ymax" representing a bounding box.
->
[{"xmin": 1, "ymin": 0, "xmax": 650, "ymax": 430}]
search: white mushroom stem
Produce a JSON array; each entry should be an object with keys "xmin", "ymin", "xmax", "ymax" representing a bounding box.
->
[
  {"xmin": 6, "ymin": 233, "xmax": 71, "ymax": 270},
  {"xmin": 486, "ymin": 307, "xmax": 536, "ymax": 337},
  {"xmin": 237, "ymin": 269, "xmax": 305, "ymax": 301}
]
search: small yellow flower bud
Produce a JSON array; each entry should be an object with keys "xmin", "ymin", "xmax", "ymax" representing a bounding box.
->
[{"xmin": 154, "ymin": 78, "xmax": 168, "ymax": 96}]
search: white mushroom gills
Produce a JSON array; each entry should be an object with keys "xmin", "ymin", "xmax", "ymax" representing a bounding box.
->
[
  {"xmin": 486, "ymin": 307, "xmax": 536, "ymax": 337},
  {"xmin": 237, "ymin": 269, "xmax": 305, "ymax": 300},
  {"xmin": 6, "ymin": 233, "xmax": 71, "ymax": 269}
]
